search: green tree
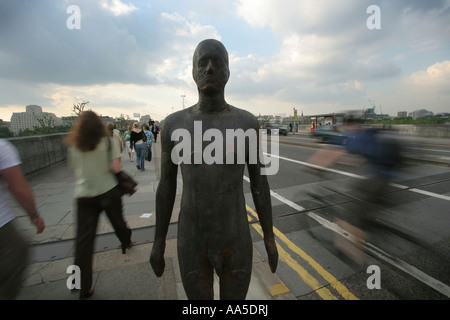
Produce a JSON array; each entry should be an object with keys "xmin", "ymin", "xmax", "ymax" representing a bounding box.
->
[
  {"xmin": 18, "ymin": 128, "xmax": 36, "ymax": 136},
  {"xmin": 0, "ymin": 126, "xmax": 14, "ymax": 138},
  {"xmin": 115, "ymin": 114, "xmax": 134, "ymax": 130},
  {"xmin": 34, "ymin": 113, "xmax": 56, "ymax": 134}
]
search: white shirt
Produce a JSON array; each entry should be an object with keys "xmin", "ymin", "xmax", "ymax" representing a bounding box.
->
[{"xmin": 0, "ymin": 139, "xmax": 22, "ymax": 227}]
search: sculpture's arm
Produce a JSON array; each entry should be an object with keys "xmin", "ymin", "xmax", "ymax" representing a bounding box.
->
[
  {"xmin": 247, "ymin": 162, "xmax": 278, "ymax": 273},
  {"xmin": 150, "ymin": 126, "xmax": 178, "ymax": 277}
]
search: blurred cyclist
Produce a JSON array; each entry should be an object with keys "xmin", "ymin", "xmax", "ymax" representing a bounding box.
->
[{"xmin": 307, "ymin": 116, "xmax": 402, "ymax": 263}]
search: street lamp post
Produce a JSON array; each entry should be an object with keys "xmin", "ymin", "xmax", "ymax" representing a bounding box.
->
[{"xmin": 181, "ymin": 94, "xmax": 186, "ymax": 110}]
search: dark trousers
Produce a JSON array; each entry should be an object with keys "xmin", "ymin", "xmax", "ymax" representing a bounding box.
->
[
  {"xmin": 74, "ymin": 185, "xmax": 131, "ymax": 298},
  {"xmin": 146, "ymin": 145, "xmax": 152, "ymax": 162},
  {"xmin": 0, "ymin": 220, "xmax": 28, "ymax": 299}
]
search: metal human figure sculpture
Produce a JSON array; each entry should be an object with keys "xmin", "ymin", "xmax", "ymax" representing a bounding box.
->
[{"xmin": 150, "ymin": 39, "xmax": 278, "ymax": 299}]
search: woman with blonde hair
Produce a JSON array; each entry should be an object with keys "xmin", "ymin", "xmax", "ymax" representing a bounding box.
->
[{"xmin": 65, "ymin": 111, "xmax": 133, "ymax": 299}]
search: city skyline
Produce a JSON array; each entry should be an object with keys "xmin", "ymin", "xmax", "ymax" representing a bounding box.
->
[{"xmin": 1, "ymin": 0, "xmax": 449, "ymax": 122}]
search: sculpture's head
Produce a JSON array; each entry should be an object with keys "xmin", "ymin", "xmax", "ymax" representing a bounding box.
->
[{"xmin": 192, "ymin": 39, "xmax": 230, "ymax": 96}]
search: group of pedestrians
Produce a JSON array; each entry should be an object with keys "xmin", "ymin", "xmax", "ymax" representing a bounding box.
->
[
  {"xmin": 122, "ymin": 122, "xmax": 159, "ymax": 171},
  {"xmin": 0, "ymin": 110, "xmax": 160, "ymax": 300}
]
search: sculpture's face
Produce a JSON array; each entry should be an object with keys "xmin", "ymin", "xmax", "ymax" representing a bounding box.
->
[{"xmin": 192, "ymin": 40, "xmax": 230, "ymax": 96}]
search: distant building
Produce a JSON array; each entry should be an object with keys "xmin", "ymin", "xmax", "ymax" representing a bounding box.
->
[
  {"xmin": 10, "ymin": 105, "xmax": 62, "ymax": 134},
  {"xmin": 99, "ymin": 115, "xmax": 115, "ymax": 124},
  {"xmin": 61, "ymin": 116, "xmax": 78, "ymax": 126},
  {"xmin": 362, "ymin": 107, "xmax": 377, "ymax": 120},
  {"xmin": 408, "ymin": 109, "xmax": 433, "ymax": 120},
  {"xmin": 139, "ymin": 114, "xmax": 151, "ymax": 125},
  {"xmin": 397, "ymin": 111, "xmax": 407, "ymax": 118}
]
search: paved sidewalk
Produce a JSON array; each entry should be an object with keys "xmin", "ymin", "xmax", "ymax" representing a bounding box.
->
[{"xmin": 13, "ymin": 141, "xmax": 295, "ymax": 300}]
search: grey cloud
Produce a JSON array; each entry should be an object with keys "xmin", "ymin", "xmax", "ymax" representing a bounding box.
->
[
  {"xmin": 0, "ymin": 79, "xmax": 52, "ymax": 106},
  {"xmin": 0, "ymin": 1, "xmax": 175, "ymax": 86},
  {"xmin": 355, "ymin": 61, "xmax": 402, "ymax": 82},
  {"xmin": 390, "ymin": 0, "xmax": 449, "ymax": 13}
]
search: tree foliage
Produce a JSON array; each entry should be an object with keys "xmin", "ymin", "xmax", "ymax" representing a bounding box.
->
[
  {"xmin": 72, "ymin": 101, "xmax": 89, "ymax": 116},
  {"xmin": 0, "ymin": 127, "xmax": 14, "ymax": 138},
  {"xmin": 115, "ymin": 114, "xmax": 134, "ymax": 130},
  {"xmin": 17, "ymin": 125, "xmax": 71, "ymax": 136}
]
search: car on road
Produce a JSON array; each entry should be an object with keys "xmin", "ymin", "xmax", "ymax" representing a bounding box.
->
[
  {"xmin": 262, "ymin": 123, "xmax": 288, "ymax": 136},
  {"xmin": 312, "ymin": 124, "xmax": 348, "ymax": 145}
]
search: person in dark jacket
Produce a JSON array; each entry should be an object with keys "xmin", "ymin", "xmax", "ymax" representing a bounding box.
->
[
  {"xmin": 130, "ymin": 123, "xmax": 147, "ymax": 171},
  {"xmin": 150, "ymin": 123, "xmax": 159, "ymax": 143}
]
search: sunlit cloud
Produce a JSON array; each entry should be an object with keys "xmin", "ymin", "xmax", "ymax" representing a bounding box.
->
[{"xmin": 101, "ymin": 0, "xmax": 138, "ymax": 16}]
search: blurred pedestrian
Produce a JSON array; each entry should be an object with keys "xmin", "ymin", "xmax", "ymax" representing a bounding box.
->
[
  {"xmin": 143, "ymin": 124, "xmax": 154, "ymax": 162},
  {"xmin": 122, "ymin": 126, "xmax": 134, "ymax": 162},
  {"xmin": 113, "ymin": 123, "xmax": 120, "ymax": 135},
  {"xmin": 65, "ymin": 111, "xmax": 133, "ymax": 299},
  {"xmin": 150, "ymin": 123, "xmax": 159, "ymax": 143},
  {"xmin": 130, "ymin": 123, "xmax": 147, "ymax": 171},
  {"xmin": 107, "ymin": 122, "xmax": 123, "ymax": 153},
  {"xmin": 0, "ymin": 138, "xmax": 45, "ymax": 299}
]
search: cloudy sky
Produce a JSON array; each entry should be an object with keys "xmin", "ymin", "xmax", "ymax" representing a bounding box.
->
[{"xmin": 1, "ymin": 0, "xmax": 449, "ymax": 122}]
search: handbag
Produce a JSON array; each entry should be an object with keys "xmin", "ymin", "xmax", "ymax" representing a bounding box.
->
[
  {"xmin": 108, "ymin": 137, "xmax": 138, "ymax": 196},
  {"xmin": 115, "ymin": 170, "xmax": 138, "ymax": 196}
]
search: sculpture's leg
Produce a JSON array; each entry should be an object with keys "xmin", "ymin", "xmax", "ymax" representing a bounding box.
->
[
  {"xmin": 179, "ymin": 245, "xmax": 214, "ymax": 300},
  {"xmin": 218, "ymin": 244, "xmax": 252, "ymax": 300}
]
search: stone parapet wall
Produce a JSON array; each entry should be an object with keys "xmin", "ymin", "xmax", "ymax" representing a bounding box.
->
[{"xmin": 7, "ymin": 133, "xmax": 68, "ymax": 175}]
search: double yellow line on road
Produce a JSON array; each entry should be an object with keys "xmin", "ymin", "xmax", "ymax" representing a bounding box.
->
[{"xmin": 246, "ymin": 205, "xmax": 359, "ymax": 300}]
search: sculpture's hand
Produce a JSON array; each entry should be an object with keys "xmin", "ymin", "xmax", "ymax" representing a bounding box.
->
[
  {"xmin": 150, "ymin": 241, "xmax": 166, "ymax": 277},
  {"xmin": 264, "ymin": 236, "xmax": 278, "ymax": 273}
]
